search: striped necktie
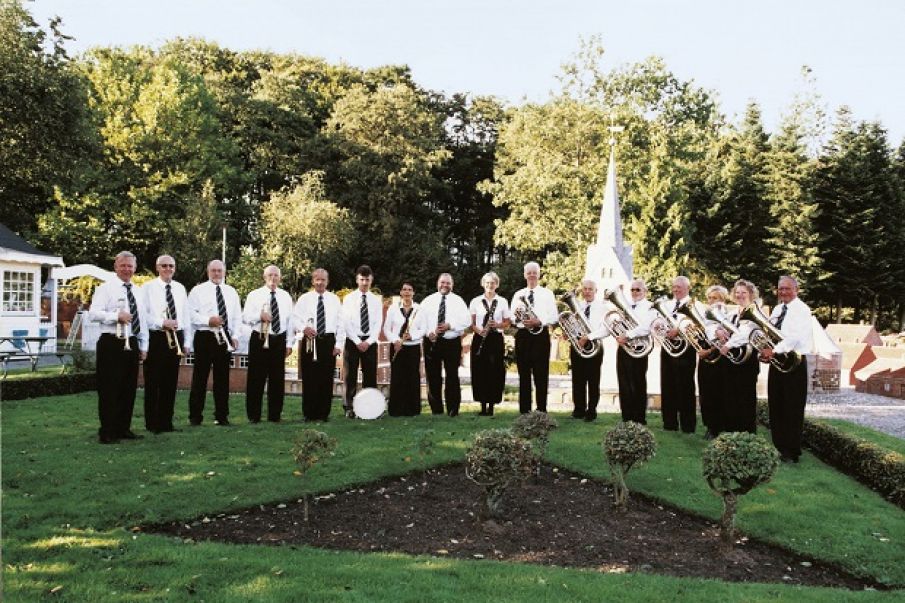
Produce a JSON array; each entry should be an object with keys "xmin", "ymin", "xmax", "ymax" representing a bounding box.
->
[
  {"xmin": 316, "ymin": 295, "xmax": 326, "ymax": 335},
  {"xmin": 165, "ymin": 283, "xmax": 177, "ymax": 321},
  {"xmin": 124, "ymin": 283, "xmax": 139, "ymax": 336},
  {"xmin": 360, "ymin": 294, "xmax": 370, "ymax": 335},
  {"xmin": 216, "ymin": 284, "xmax": 231, "ymax": 340},
  {"xmin": 270, "ymin": 291, "xmax": 280, "ymax": 333}
]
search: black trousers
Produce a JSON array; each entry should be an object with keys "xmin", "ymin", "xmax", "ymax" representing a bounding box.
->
[
  {"xmin": 768, "ymin": 359, "xmax": 808, "ymax": 460},
  {"xmin": 723, "ymin": 352, "xmax": 759, "ymax": 434},
  {"xmin": 470, "ymin": 331, "xmax": 505, "ymax": 407},
  {"xmin": 302, "ymin": 334, "xmax": 336, "ymax": 420},
  {"xmin": 423, "ymin": 336, "xmax": 462, "ymax": 415},
  {"xmin": 570, "ymin": 347, "xmax": 603, "ymax": 417},
  {"xmin": 388, "ymin": 343, "xmax": 422, "ymax": 416},
  {"xmin": 143, "ymin": 330, "xmax": 182, "ymax": 432},
  {"xmin": 188, "ymin": 331, "xmax": 231, "ymax": 424},
  {"xmin": 96, "ymin": 333, "xmax": 139, "ymax": 439},
  {"xmin": 697, "ymin": 355, "xmax": 728, "ymax": 434},
  {"xmin": 515, "ymin": 328, "xmax": 550, "ymax": 413},
  {"xmin": 616, "ymin": 346, "xmax": 648, "ymax": 424},
  {"xmin": 343, "ymin": 338, "xmax": 377, "ymax": 410},
  {"xmin": 245, "ymin": 331, "xmax": 287, "ymax": 422},
  {"xmin": 660, "ymin": 346, "xmax": 697, "ymax": 432}
]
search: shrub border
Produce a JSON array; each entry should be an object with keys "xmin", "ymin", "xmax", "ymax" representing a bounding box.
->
[
  {"xmin": 0, "ymin": 372, "xmax": 96, "ymax": 401},
  {"xmin": 757, "ymin": 401, "xmax": 905, "ymax": 509}
]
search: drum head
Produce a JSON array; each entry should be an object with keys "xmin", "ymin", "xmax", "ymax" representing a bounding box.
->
[{"xmin": 352, "ymin": 388, "xmax": 386, "ymax": 420}]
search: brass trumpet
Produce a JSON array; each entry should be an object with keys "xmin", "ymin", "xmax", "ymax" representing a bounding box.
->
[
  {"xmin": 739, "ymin": 303, "xmax": 801, "ymax": 373},
  {"xmin": 602, "ymin": 288, "xmax": 653, "ymax": 358},
  {"xmin": 650, "ymin": 297, "xmax": 689, "ymax": 357},
  {"xmin": 163, "ymin": 308, "xmax": 184, "ymax": 357},
  {"xmin": 305, "ymin": 318, "xmax": 318, "ymax": 362},
  {"xmin": 214, "ymin": 326, "xmax": 234, "ymax": 352},
  {"xmin": 116, "ymin": 298, "xmax": 132, "ymax": 351},
  {"xmin": 557, "ymin": 292, "xmax": 601, "ymax": 359},
  {"xmin": 514, "ymin": 294, "xmax": 544, "ymax": 335},
  {"xmin": 260, "ymin": 302, "xmax": 271, "ymax": 350}
]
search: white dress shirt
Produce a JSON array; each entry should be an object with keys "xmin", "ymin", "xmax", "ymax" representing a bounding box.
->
[
  {"xmin": 293, "ymin": 290, "xmax": 345, "ymax": 353},
  {"xmin": 242, "ymin": 286, "xmax": 294, "ymax": 339},
  {"xmin": 140, "ymin": 277, "xmax": 188, "ymax": 332},
  {"xmin": 623, "ymin": 298, "xmax": 655, "ymax": 339},
  {"xmin": 468, "ymin": 295, "xmax": 511, "ymax": 335},
  {"xmin": 574, "ymin": 296, "xmax": 610, "ymax": 341},
  {"xmin": 720, "ymin": 306, "xmax": 754, "ymax": 349},
  {"xmin": 186, "ymin": 280, "xmax": 244, "ymax": 338},
  {"xmin": 511, "ymin": 286, "xmax": 558, "ymax": 328},
  {"xmin": 88, "ymin": 278, "xmax": 149, "ymax": 352},
  {"xmin": 420, "ymin": 291, "xmax": 470, "ymax": 339},
  {"xmin": 770, "ymin": 297, "xmax": 814, "ymax": 355},
  {"xmin": 383, "ymin": 302, "xmax": 426, "ymax": 346},
  {"xmin": 342, "ymin": 289, "xmax": 383, "ymax": 346}
]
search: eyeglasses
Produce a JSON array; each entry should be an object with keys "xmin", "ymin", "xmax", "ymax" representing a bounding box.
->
[
  {"xmin": 630, "ymin": 288, "xmax": 642, "ymax": 292},
  {"xmin": 159, "ymin": 264, "xmax": 175, "ymax": 268}
]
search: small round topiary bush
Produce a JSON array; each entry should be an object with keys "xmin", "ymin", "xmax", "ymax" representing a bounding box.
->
[
  {"xmin": 702, "ymin": 431, "xmax": 780, "ymax": 545},
  {"xmin": 512, "ymin": 411, "xmax": 559, "ymax": 463},
  {"xmin": 603, "ymin": 421, "xmax": 657, "ymax": 509},
  {"xmin": 465, "ymin": 429, "xmax": 535, "ymax": 518}
]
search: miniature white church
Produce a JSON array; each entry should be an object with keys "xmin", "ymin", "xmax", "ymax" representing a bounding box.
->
[{"xmin": 584, "ymin": 122, "xmax": 633, "ymax": 292}]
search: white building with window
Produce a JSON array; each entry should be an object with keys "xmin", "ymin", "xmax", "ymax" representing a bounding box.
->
[{"xmin": 0, "ymin": 223, "xmax": 64, "ymax": 352}]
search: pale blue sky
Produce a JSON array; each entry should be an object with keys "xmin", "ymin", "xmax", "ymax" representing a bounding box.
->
[{"xmin": 31, "ymin": 0, "xmax": 905, "ymax": 143}]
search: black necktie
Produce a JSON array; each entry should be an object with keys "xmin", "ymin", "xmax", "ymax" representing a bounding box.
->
[
  {"xmin": 270, "ymin": 290, "xmax": 280, "ymax": 333},
  {"xmin": 216, "ymin": 284, "xmax": 231, "ymax": 340},
  {"xmin": 124, "ymin": 283, "xmax": 139, "ymax": 336},
  {"xmin": 438, "ymin": 294, "xmax": 447, "ymax": 325},
  {"xmin": 584, "ymin": 304, "xmax": 591, "ymax": 319},
  {"xmin": 360, "ymin": 294, "xmax": 370, "ymax": 335},
  {"xmin": 528, "ymin": 289, "xmax": 534, "ymax": 306},
  {"xmin": 317, "ymin": 295, "xmax": 326, "ymax": 335},
  {"xmin": 673, "ymin": 300, "xmax": 680, "ymax": 314},
  {"xmin": 775, "ymin": 304, "xmax": 788, "ymax": 329},
  {"xmin": 165, "ymin": 283, "xmax": 177, "ymax": 321},
  {"xmin": 399, "ymin": 306, "xmax": 412, "ymax": 337},
  {"xmin": 631, "ymin": 304, "xmax": 637, "ymax": 310}
]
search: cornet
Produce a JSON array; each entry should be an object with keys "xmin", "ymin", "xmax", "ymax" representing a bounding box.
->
[
  {"xmin": 116, "ymin": 298, "xmax": 132, "ymax": 351},
  {"xmin": 306, "ymin": 318, "xmax": 318, "ymax": 362},
  {"xmin": 260, "ymin": 302, "xmax": 271, "ymax": 350},
  {"xmin": 214, "ymin": 326, "xmax": 234, "ymax": 352},
  {"xmin": 163, "ymin": 308, "xmax": 184, "ymax": 356}
]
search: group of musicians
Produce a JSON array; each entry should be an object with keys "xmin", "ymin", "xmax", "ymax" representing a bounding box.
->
[{"xmin": 89, "ymin": 253, "xmax": 813, "ymax": 463}]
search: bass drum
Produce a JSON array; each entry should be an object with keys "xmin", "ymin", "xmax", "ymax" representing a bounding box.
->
[{"xmin": 352, "ymin": 387, "xmax": 386, "ymax": 420}]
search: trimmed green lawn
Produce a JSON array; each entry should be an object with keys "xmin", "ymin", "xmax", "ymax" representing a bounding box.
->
[{"xmin": 3, "ymin": 392, "xmax": 904, "ymax": 601}]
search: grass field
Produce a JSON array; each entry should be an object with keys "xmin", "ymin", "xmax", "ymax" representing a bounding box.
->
[{"xmin": 2, "ymin": 391, "xmax": 904, "ymax": 602}]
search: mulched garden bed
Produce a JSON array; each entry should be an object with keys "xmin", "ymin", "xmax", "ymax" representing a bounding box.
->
[{"xmin": 149, "ymin": 464, "xmax": 884, "ymax": 590}]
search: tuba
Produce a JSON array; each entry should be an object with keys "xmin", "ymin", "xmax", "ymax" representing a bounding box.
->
[
  {"xmin": 676, "ymin": 300, "xmax": 722, "ymax": 363},
  {"xmin": 557, "ymin": 292, "xmax": 601, "ymax": 359},
  {"xmin": 650, "ymin": 297, "xmax": 689, "ymax": 357},
  {"xmin": 704, "ymin": 306, "xmax": 751, "ymax": 364},
  {"xmin": 514, "ymin": 294, "xmax": 544, "ymax": 335},
  {"xmin": 602, "ymin": 288, "xmax": 653, "ymax": 358},
  {"xmin": 739, "ymin": 303, "xmax": 801, "ymax": 373}
]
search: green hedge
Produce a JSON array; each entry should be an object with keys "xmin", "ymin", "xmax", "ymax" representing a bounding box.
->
[
  {"xmin": 0, "ymin": 372, "xmax": 96, "ymax": 401},
  {"xmin": 757, "ymin": 400, "xmax": 905, "ymax": 509}
]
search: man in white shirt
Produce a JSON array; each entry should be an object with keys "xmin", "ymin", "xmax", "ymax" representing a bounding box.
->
[
  {"xmin": 762, "ymin": 275, "xmax": 814, "ymax": 463},
  {"xmin": 341, "ymin": 265, "xmax": 382, "ymax": 418},
  {"xmin": 511, "ymin": 262, "xmax": 558, "ymax": 413},
  {"xmin": 140, "ymin": 254, "xmax": 187, "ymax": 434},
  {"xmin": 660, "ymin": 275, "xmax": 698, "ymax": 433},
  {"xmin": 88, "ymin": 251, "xmax": 148, "ymax": 443},
  {"xmin": 186, "ymin": 260, "xmax": 242, "ymax": 426},
  {"xmin": 420, "ymin": 273, "xmax": 471, "ymax": 416},
  {"xmin": 293, "ymin": 268, "xmax": 345, "ymax": 421},
  {"xmin": 568, "ymin": 279, "xmax": 610, "ymax": 422},
  {"xmin": 242, "ymin": 265, "xmax": 294, "ymax": 423},
  {"xmin": 615, "ymin": 279, "xmax": 654, "ymax": 424}
]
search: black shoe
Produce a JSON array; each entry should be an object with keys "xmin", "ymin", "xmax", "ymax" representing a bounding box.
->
[
  {"xmin": 99, "ymin": 435, "xmax": 118, "ymax": 444},
  {"xmin": 161, "ymin": 428, "xmax": 182, "ymax": 433},
  {"xmin": 120, "ymin": 431, "xmax": 143, "ymax": 440},
  {"xmin": 572, "ymin": 412, "xmax": 585, "ymax": 419},
  {"xmin": 583, "ymin": 413, "xmax": 597, "ymax": 422},
  {"xmin": 189, "ymin": 420, "xmax": 202, "ymax": 427},
  {"xmin": 248, "ymin": 419, "xmax": 260, "ymax": 424},
  {"xmin": 344, "ymin": 409, "xmax": 356, "ymax": 419},
  {"xmin": 448, "ymin": 410, "xmax": 459, "ymax": 417},
  {"xmin": 214, "ymin": 419, "xmax": 230, "ymax": 426},
  {"xmin": 268, "ymin": 418, "xmax": 281, "ymax": 423}
]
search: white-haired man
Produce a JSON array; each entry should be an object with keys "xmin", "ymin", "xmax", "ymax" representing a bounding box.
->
[{"xmin": 511, "ymin": 262, "xmax": 558, "ymax": 413}]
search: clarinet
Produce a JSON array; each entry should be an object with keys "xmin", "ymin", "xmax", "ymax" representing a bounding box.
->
[
  {"xmin": 474, "ymin": 299, "xmax": 497, "ymax": 357},
  {"xmin": 392, "ymin": 306, "xmax": 417, "ymax": 363}
]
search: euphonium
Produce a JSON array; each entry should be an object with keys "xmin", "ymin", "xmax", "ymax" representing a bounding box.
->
[
  {"xmin": 676, "ymin": 299, "xmax": 722, "ymax": 363},
  {"xmin": 260, "ymin": 302, "xmax": 271, "ymax": 350},
  {"xmin": 602, "ymin": 288, "xmax": 653, "ymax": 358},
  {"xmin": 704, "ymin": 306, "xmax": 751, "ymax": 364},
  {"xmin": 739, "ymin": 303, "xmax": 801, "ymax": 373},
  {"xmin": 514, "ymin": 294, "xmax": 544, "ymax": 335},
  {"xmin": 650, "ymin": 297, "xmax": 689, "ymax": 357},
  {"xmin": 163, "ymin": 308, "xmax": 184, "ymax": 357},
  {"xmin": 557, "ymin": 292, "xmax": 600, "ymax": 359},
  {"xmin": 116, "ymin": 297, "xmax": 132, "ymax": 351}
]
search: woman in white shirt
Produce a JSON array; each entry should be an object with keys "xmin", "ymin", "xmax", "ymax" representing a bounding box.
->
[
  {"xmin": 469, "ymin": 272, "xmax": 511, "ymax": 416},
  {"xmin": 383, "ymin": 281, "xmax": 425, "ymax": 416}
]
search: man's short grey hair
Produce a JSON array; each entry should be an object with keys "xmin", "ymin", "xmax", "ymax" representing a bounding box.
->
[
  {"xmin": 438, "ymin": 272, "xmax": 454, "ymax": 284},
  {"xmin": 207, "ymin": 259, "xmax": 225, "ymax": 270},
  {"xmin": 778, "ymin": 275, "xmax": 799, "ymax": 289},
  {"xmin": 155, "ymin": 255, "xmax": 174, "ymax": 266},
  {"xmin": 523, "ymin": 261, "xmax": 540, "ymax": 273},
  {"xmin": 263, "ymin": 264, "xmax": 281, "ymax": 277},
  {"xmin": 631, "ymin": 278, "xmax": 647, "ymax": 291},
  {"xmin": 672, "ymin": 275, "xmax": 691, "ymax": 288},
  {"xmin": 580, "ymin": 278, "xmax": 597, "ymax": 289},
  {"xmin": 115, "ymin": 251, "xmax": 136, "ymax": 263}
]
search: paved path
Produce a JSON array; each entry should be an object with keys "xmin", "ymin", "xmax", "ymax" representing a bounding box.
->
[{"xmin": 805, "ymin": 390, "xmax": 905, "ymax": 439}]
